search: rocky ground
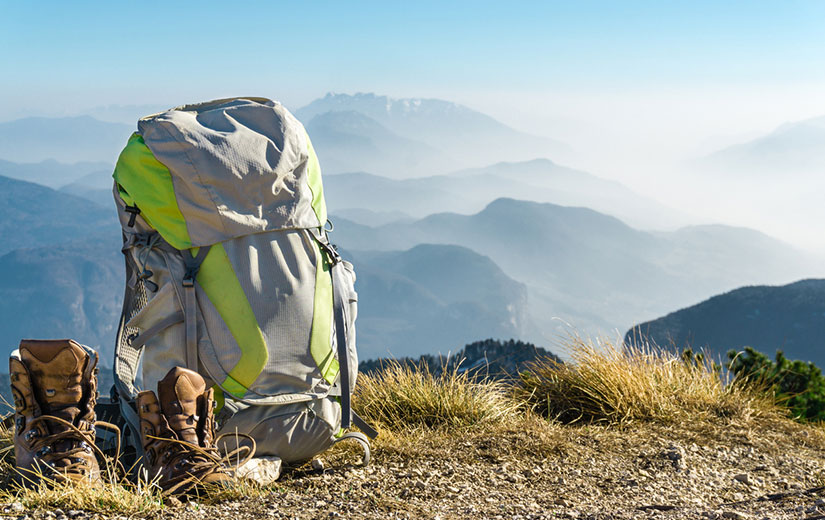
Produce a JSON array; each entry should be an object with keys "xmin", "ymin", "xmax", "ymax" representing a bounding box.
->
[{"xmin": 3, "ymin": 414, "xmax": 825, "ymax": 519}]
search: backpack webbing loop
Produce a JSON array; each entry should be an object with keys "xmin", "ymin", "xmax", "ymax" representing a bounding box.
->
[{"xmin": 332, "ymin": 431, "xmax": 371, "ymax": 466}]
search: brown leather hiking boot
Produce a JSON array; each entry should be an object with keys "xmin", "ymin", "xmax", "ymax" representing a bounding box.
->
[
  {"xmin": 137, "ymin": 367, "xmax": 252, "ymax": 494},
  {"xmin": 10, "ymin": 339, "xmax": 101, "ymax": 486}
]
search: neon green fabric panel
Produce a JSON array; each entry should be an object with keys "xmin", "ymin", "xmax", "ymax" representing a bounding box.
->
[
  {"xmin": 112, "ymin": 133, "xmax": 192, "ymax": 250},
  {"xmin": 213, "ymin": 386, "xmax": 225, "ymax": 414},
  {"xmin": 310, "ymin": 243, "xmax": 338, "ymax": 383},
  {"xmin": 305, "ymin": 133, "xmax": 328, "ymax": 226},
  {"xmin": 196, "ymin": 243, "xmax": 269, "ymax": 396}
]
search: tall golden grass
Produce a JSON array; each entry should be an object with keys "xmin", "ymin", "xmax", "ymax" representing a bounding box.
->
[
  {"xmin": 517, "ymin": 336, "xmax": 777, "ymax": 424},
  {"xmin": 353, "ymin": 360, "xmax": 522, "ymax": 431}
]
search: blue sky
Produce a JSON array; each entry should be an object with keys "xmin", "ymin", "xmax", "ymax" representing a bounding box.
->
[{"xmin": 2, "ymin": 0, "xmax": 824, "ymax": 117}]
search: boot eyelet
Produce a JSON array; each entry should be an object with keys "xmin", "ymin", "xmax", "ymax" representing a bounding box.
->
[
  {"xmin": 24, "ymin": 429, "xmax": 38, "ymax": 442},
  {"xmin": 36, "ymin": 446, "xmax": 51, "ymax": 457}
]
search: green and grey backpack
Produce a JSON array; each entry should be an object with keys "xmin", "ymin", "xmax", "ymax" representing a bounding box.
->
[{"xmin": 109, "ymin": 97, "xmax": 375, "ymax": 467}]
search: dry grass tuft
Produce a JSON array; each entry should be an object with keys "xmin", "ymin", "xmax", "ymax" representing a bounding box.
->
[
  {"xmin": 0, "ymin": 421, "xmax": 166, "ymax": 513},
  {"xmin": 354, "ymin": 360, "xmax": 521, "ymax": 431},
  {"xmin": 517, "ymin": 336, "xmax": 778, "ymax": 425}
]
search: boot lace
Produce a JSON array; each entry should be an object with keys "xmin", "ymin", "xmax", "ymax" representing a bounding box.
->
[
  {"xmin": 20, "ymin": 414, "xmax": 121, "ymax": 482},
  {"xmin": 147, "ymin": 432, "xmax": 255, "ymax": 495}
]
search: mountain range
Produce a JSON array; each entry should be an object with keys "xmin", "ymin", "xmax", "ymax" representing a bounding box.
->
[
  {"xmin": 346, "ymin": 244, "xmax": 528, "ymax": 359},
  {"xmin": 296, "ymin": 92, "xmax": 569, "ymax": 175},
  {"xmin": 0, "ymin": 116, "xmax": 132, "ymax": 163},
  {"xmin": 331, "ymin": 198, "xmax": 820, "ymax": 341},
  {"xmin": 0, "ymin": 239, "xmax": 526, "ymax": 363},
  {"xmin": 325, "ymin": 159, "xmax": 689, "ymax": 230},
  {"xmin": 0, "ymin": 175, "xmax": 529, "ymax": 362},
  {"xmin": 0, "ymin": 94, "xmax": 568, "ymax": 179},
  {"xmin": 0, "ymin": 233, "xmax": 123, "ymax": 362},
  {"xmin": 0, "ymin": 174, "xmax": 117, "ymax": 256},
  {"xmin": 699, "ymin": 114, "xmax": 825, "ymax": 176},
  {"xmin": 625, "ymin": 279, "xmax": 825, "ymax": 367},
  {"xmin": 0, "ymin": 159, "xmax": 112, "ymax": 188}
]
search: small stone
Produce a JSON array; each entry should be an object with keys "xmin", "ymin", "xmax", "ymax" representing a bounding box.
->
[
  {"xmin": 555, "ymin": 498, "xmax": 572, "ymax": 507},
  {"xmin": 7, "ymin": 504, "xmax": 25, "ymax": 514},
  {"xmin": 721, "ymin": 512, "xmax": 747, "ymax": 520},
  {"xmin": 311, "ymin": 459, "xmax": 325, "ymax": 471},
  {"xmin": 237, "ymin": 455, "xmax": 282, "ymax": 485},
  {"xmin": 165, "ymin": 497, "xmax": 184, "ymax": 508},
  {"xmin": 664, "ymin": 447, "xmax": 683, "ymax": 461},
  {"xmin": 733, "ymin": 473, "xmax": 750, "ymax": 485}
]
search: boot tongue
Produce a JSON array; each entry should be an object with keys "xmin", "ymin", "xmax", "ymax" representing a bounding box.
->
[
  {"xmin": 19, "ymin": 339, "xmax": 89, "ymax": 423},
  {"xmin": 158, "ymin": 367, "xmax": 206, "ymax": 445}
]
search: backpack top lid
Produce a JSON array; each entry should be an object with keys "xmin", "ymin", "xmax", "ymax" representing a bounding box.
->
[{"xmin": 113, "ymin": 97, "xmax": 327, "ymax": 249}]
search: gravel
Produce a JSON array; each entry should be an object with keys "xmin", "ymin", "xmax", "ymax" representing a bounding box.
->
[{"xmin": 3, "ymin": 416, "xmax": 825, "ymax": 519}]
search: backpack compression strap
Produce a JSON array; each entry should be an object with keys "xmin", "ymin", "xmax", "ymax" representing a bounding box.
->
[
  {"xmin": 319, "ymin": 234, "xmax": 352, "ymax": 429},
  {"xmin": 308, "ymin": 227, "xmax": 376, "ymax": 436},
  {"xmin": 181, "ymin": 245, "xmax": 212, "ymax": 371}
]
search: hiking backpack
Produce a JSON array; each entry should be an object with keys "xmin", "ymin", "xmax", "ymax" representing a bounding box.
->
[{"xmin": 108, "ymin": 97, "xmax": 375, "ymax": 467}]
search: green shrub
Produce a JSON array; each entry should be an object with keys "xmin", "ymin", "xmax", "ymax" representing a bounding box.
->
[{"xmin": 727, "ymin": 347, "xmax": 825, "ymax": 422}]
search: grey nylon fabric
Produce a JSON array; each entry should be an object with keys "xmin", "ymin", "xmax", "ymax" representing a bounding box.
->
[
  {"xmin": 137, "ymin": 98, "xmax": 321, "ymax": 247},
  {"xmin": 218, "ymin": 397, "xmax": 341, "ymax": 464},
  {"xmin": 220, "ymin": 232, "xmax": 324, "ymax": 395}
]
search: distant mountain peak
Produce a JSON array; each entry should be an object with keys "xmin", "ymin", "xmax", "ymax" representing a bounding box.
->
[
  {"xmin": 308, "ymin": 92, "xmax": 472, "ymax": 119},
  {"xmin": 699, "ymin": 113, "xmax": 825, "ymax": 175},
  {"xmin": 296, "ymin": 92, "xmax": 571, "ymax": 176}
]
